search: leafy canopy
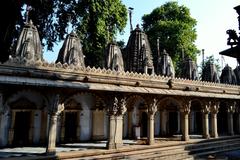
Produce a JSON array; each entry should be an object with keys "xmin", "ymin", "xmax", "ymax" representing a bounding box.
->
[
  {"xmin": 142, "ymin": 1, "xmax": 199, "ymax": 75},
  {"xmin": 0, "ymin": 0, "xmax": 127, "ymax": 66}
]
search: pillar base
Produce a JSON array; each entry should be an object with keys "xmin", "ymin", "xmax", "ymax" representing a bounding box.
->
[
  {"xmin": 203, "ymin": 134, "xmax": 210, "ymax": 139},
  {"xmin": 181, "ymin": 136, "xmax": 189, "ymax": 141},
  {"xmin": 148, "ymin": 140, "xmax": 155, "ymax": 145},
  {"xmin": 46, "ymin": 148, "xmax": 56, "ymax": 155},
  {"xmin": 107, "ymin": 142, "xmax": 123, "ymax": 149},
  {"xmin": 211, "ymin": 134, "xmax": 218, "ymax": 138}
]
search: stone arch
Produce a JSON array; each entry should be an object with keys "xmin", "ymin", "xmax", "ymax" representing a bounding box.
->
[
  {"xmin": 2, "ymin": 90, "xmax": 47, "ymax": 146},
  {"xmin": 126, "ymin": 94, "xmax": 146, "ymax": 111},
  {"xmin": 190, "ymin": 99, "xmax": 204, "ymax": 134},
  {"xmin": 157, "ymin": 96, "xmax": 181, "ymax": 136},
  {"xmin": 4, "ymin": 90, "xmax": 47, "ymax": 112}
]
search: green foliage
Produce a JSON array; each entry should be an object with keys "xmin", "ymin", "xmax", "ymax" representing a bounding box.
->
[
  {"xmin": 202, "ymin": 55, "xmax": 221, "ymax": 73},
  {"xmin": 75, "ymin": 0, "xmax": 128, "ymax": 67},
  {"xmin": 142, "ymin": 1, "xmax": 199, "ymax": 75},
  {"xmin": 1, "ymin": 0, "xmax": 127, "ymax": 66}
]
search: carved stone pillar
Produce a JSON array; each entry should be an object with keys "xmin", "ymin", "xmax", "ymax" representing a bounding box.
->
[
  {"xmin": 227, "ymin": 102, "xmax": 236, "ymax": 136},
  {"xmin": 147, "ymin": 98, "xmax": 157, "ymax": 145},
  {"xmin": 210, "ymin": 101, "xmax": 219, "ymax": 138},
  {"xmin": 180, "ymin": 99, "xmax": 191, "ymax": 141},
  {"xmin": 8, "ymin": 111, "xmax": 16, "ymax": 145},
  {"xmin": 201, "ymin": 104, "xmax": 210, "ymax": 139},
  {"xmin": 60, "ymin": 112, "xmax": 65, "ymax": 142},
  {"xmin": 107, "ymin": 96, "xmax": 126, "ymax": 149},
  {"xmin": 46, "ymin": 94, "xmax": 64, "ymax": 154}
]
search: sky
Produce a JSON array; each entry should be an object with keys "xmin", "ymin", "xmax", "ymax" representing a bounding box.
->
[{"xmin": 44, "ymin": 0, "xmax": 240, "ymax": 69}]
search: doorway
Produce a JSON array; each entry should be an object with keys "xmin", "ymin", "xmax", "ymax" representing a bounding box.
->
[
  {"xmin": 65, "ymin": 112, "xmax": 77, "ymax": 142},
  {"xmin": 141, "ymin": 112, "xmax": 148, "ymax": 137},
  {"xmin": 168, "ymin": 111, "xmax": 178, "ymax": 135},
  {"xmin": 13, "ymin": 111, "xmax": 31, "ymax": 146}
]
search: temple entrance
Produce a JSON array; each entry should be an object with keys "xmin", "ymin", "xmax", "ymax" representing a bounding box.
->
[
  {"xmin": 13, "ymin": 111, "xmax": 31, "ymax": 146},
  {"xmin": 141, "ymin": 112, "xmax": 148, "ymax": 137},
  {"xmin": 65, "ymin": 112, "xmax": 77, "ymax": 142},
  {"xmin": 168, "ymin": 111, "xmax": 178, "ymax": 135}
]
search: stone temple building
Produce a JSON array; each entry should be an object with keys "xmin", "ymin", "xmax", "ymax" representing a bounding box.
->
[{"xmin": 1, "ymin": 21, "xmax": 240, "ymax": 156}]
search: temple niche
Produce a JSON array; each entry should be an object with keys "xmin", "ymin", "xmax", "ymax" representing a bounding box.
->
[
  {"xmin": 201, "ymin": 62, "xmax": 220, "ymax": 83},
  {"xmin": 125, "ymin": 25, "xmax": 154, "ymax": 75},
  {"xmin": 181, "ymin": 57, "xmax": 198, "ymax": 80},
  {"xmin": 105, "ymin": 42, "xmax": 124, "ymax": 71},
  {"xmin": 56, "ymin": 32, "xmax": 85, "ymax": 67},
  {"xmin": 220, "ymin": 64, "xmax": 237, "ymax": 84},
  {"xmin": 156, "ymin": 50, "xmax": 175, "ymax": 78},
  {"xmin": 15, "ymin": 20, "xmax": 42, "ymax": 63}
]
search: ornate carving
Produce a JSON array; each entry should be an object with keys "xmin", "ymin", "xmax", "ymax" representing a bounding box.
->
[
  {"xmin": 157, "ymin": 49, "xmax": 175, "ymax": 78},
  {"xmin": 107, "ymin": 96, "xmax": 126, "ymax": 116},
  {"xmin": 48, "ymin": 94, "xmax": 64, "ymax": 116},
  {"xmin": 210, "ymin": 100, "xmax": 220, "ymax": 114},
  {"xmin": 201, "ymin": 101, "xmax": 210, "ymax": 114},
  {"xmin": 226, "ymin": 29, "xmax": 238, "ymax": 47},
  {"xmin": 181, "ymin": 57, "xmax": 198, "ymax": 80},
  {"xmin": 227, "ymin": 101, "xmax": 236, "ymax": 113},
  {"xmin": 106, "ymin": 42, "xmax": 124, "ymax": 71},
  {"xmin": 180, "ymin": 98, "xmax": 191, "ymax": 114},
  {"xmin": 220, "ymin": 64, "xmax": 237, "ymax": 85},
  {"xmin": 202, "ymin": 62, "xmax": 220, "ymax": 83},
  {"xmin": 147, "ymin": 98, "xmax": 158, "ymax": 115}
]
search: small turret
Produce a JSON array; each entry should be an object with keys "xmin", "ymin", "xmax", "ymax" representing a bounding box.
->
[
  {"xmin": 15, "ymin": 20, "xmax": 42, "ymax": 63},
  {"xmin": 181, "ymin": 57, "xmax": 198, "ymax": 80},
  {"xmin": 202, "ymin": 62, "xmax": 220, "ymax": 83},
  {"xmin": 220, "ymin": 64, "xmax": 237, "ymax": 84},
  {"xmin": 56, "ymin": 32, "xmax": 85, "ymax": 67},
  {"xmin": 105, "ymin": 42, "xmax": 124, "ymax": 71},
  {"xmin": 125, "ymin": 25, "xmax": 154, "ymax": 75},
  {"xmin": 156, "ymin": 49, "xmax": 175, "ymax": 77}
]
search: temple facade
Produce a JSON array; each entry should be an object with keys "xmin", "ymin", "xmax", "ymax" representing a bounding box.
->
[{"xmin": 0, "ymin": 21, "xmax": 240, "ymax": 156}]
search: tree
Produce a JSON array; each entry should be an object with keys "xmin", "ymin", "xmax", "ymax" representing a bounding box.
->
[
  {"xmin": 142, "ymin": 1, "xmax": 199, "ymax": 75},
  {"xmin": 75, "ymin": 0, "xmax": 127, "ymax": 67},
  {"xmin": 0, "ymin": 0, "xmax": 127, "ymax": 67}
]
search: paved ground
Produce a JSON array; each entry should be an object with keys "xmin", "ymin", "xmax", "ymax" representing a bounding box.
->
[{"xmin": 1, "ymin": 137, "xmax": 240, "ymax": 160}]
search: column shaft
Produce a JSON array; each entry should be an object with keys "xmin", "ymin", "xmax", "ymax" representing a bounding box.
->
[
  {"xmin": 46, "ymin": 115, "xmax": 58, "ymax": 154},
  {"xmin": 181, "ymin": 113, "xmax": 189, "ymax": 141},
  {"xmin": 228, "ymin": 112, "xmax": 234, "ymax": 135},
  {"xmin": 203, "ymin": 113, "xmax": 209, "ymax": 138},
  {"xmin": 107, "ymin": 115, "xmax": 116, "ymax": 149},
  {"xmin": 148, "ymin": 114, "xmax": 155, "ymax": 145},
  {"xmin": 211, "ymin": 113, "xmax": 218, "ymax": 138}
]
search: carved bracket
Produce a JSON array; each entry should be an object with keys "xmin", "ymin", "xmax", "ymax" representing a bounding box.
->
[
  {"xmin": 107, "ymin": 95, "xmax": 127, "ymax": 116},
  {"xmin": 227, "ymin": 101, "xmax": 236, "ymax": 113},
  {"xmin": 147, "ymin": 98, "xmax": 158, "ymax": 115},
  {"xmin": 210, "ymin": 100, "xmax": 220, "ymax": 114},
  {"xmin": 48, "ymin": 94, "xmax": 64, "ymax": 116}
]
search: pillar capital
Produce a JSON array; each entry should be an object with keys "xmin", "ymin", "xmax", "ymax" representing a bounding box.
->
[
  {"xmin": 107, "ymin": 95, "xmax": 127, "ymax": 116},
  {"xmin": 48, "ymin": 94, "xmax": 64, "ymax": 116},
  {"xmin": 210, "ymin": 100, "xmax": 220, "ymax": 114},
  {"xmin": 147, "ymin": 98, "xmax": 158, "ymax": 115},
  {"xmin": 180, "ymin": 98, "xmax": 191, "ymax": 114},
  {"xmin": 201, "ymin": 102, "xmax": 210, "ymax": 114},
  {"xmin": 227, "ymin": 101, "xmax": 236, "ymax": 113}
]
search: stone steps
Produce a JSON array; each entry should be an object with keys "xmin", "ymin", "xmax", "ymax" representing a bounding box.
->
[{"xmin": 61, "ymin": 136, "xmax": 240, "ymax": 160}]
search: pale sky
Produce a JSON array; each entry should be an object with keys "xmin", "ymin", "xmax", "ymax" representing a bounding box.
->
[{"xmin": 44, "ymin": 0, "xmax": 240, "ymax": 69}]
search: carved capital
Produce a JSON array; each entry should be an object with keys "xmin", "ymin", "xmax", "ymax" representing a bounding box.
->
[
  {"xmin": 210, "ymin": 100, "xmax": 220, "ymax": 114},
  {"xmin": 107, "ymin": 96, "xmax": 126, "ymax": 116},
  {"xmin": 201, "ymin": 101, "xmax": 210, "ymax": 114},
  {"xmin": 180, "ymin": 98, "xmax": 191, "ymax": 114},
  {"xmin": 227, "ymin": 101, "xmax": 236, "ymax": 113},
  {"xmin": 147, "ymin": 98, "xmax": 158, "ymax": 115},
  {"xmin": 48, "ymin": 94, "xmax": 64, "ymax": 116}
]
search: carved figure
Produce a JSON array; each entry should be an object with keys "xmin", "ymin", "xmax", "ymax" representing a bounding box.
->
[{"xmin": 226, "ymin": 29, "xmax": 239, "ymax": 47}]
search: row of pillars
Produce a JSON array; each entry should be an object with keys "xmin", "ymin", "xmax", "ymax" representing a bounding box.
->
[{"xmin": 45, "ymin": 95, "xmax": 238, "ymax": 154}]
